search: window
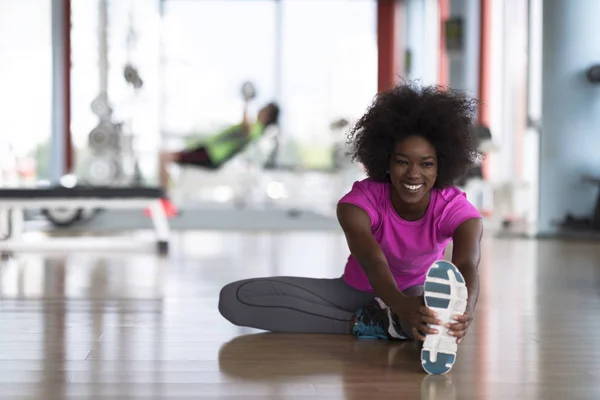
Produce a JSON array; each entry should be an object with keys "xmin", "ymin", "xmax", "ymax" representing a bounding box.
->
[
  {"xmin": 278, "ymin": 0, "xmax": 377, "ymax": 168},
  {"xmin": 0, "ymin": 0, "xmax": 52, "ymax": 183}
]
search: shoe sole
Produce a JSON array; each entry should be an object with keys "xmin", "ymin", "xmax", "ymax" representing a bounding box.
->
[{"xmin": 420, "ymin": 260, "xmax": 468, "ymax": 375}]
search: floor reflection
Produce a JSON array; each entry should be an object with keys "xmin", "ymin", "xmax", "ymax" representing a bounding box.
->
[
  {"xmin": 0, "ymin": 253, "xmax": 166, "ymax": 302},
  {"xmin": 218, "ymin": 332, "xmax": 457, "ymax": 399}
]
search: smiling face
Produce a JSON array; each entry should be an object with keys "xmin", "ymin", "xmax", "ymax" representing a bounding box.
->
[{"xmin": 388, "ymin": 135, "xmax": 438, "ymax": 208}]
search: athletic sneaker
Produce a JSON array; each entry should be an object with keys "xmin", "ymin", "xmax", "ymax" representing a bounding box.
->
[
  {"xmin": 420, "ymin": 260, "xmax": 468, "ymax": 375},
  {"xmin": 352, "ymin": 297, "xmax": 408, "ymax": 340}
]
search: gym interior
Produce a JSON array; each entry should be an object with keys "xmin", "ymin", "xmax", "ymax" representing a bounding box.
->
[{"xmin": 0, "ymin": 0, "xmax": 599, "ymax": 398}]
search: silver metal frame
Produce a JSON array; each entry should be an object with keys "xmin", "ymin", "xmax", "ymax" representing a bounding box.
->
[{"xmin": 0, "ymin": 197, "xmax": 170, "ymax": 252}]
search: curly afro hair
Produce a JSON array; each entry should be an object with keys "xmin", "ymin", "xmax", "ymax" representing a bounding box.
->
[{"xmin": 347, "ymin": 81, "xmax": 481, "ymax": 188}]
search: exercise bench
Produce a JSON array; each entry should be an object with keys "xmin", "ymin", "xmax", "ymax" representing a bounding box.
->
[{"xmin": 0, "ymin": 186, "xmax": 170, "ymax": 255}]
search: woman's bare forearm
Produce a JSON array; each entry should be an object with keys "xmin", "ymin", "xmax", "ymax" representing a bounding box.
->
[
  {"xmin": 337, "ymin": 203, "xmax": 406, "ymax": 309},
  {"xmin": 355, "ymin": 251, "xmax": 405, "ymax": 309},
  {"xmin": 456, "ymin": 262, "xmax": 479, "ymax": 314}
]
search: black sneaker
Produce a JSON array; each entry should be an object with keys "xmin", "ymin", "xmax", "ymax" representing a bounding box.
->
[{"xmin": 352, "ymin": 297, "xmax": 408, "ymax": 340}]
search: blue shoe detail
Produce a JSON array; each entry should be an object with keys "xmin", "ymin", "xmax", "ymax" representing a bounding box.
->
[
  {"xmin": 427, "ymin": 260, "xmax": 465, "ymax": 283},
  {"xmin": 352, "ymin": 307, "xmax": 389, "ymax": 340},
  {"xmin": 352, "ymin": 298, "xmax": 408, "ymax": 340},
  {"xmin": 424, "ymin": 281, "xmax": 451, "ymax": 295},
  {"xmin": 421, "ymin": 350, "xmax": 456, "ymax": 375},
  {"xmin": 352, "ymin": 317, "xmax": 389, "ymax": 340},
  {"xmin": 424, "ymin": 296, "xmax": 450, "ymax": 308},
  {"xmin": 420, "ymin": 260, "xmax": 468, "ymax": 375}
]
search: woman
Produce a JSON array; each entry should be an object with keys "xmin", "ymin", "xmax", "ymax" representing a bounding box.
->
[{"xmin": 218, "ymin": 82, "xmax": 483, "ymax": 375}]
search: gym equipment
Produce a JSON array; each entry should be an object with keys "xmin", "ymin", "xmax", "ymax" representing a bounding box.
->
[
  {"xmin": 586, "ymin": 65, "xmax": 600, "ymax": 83},
  {"xmin": 90, "ymin": 93, "xmax": 112, "ymax": 122},
  {"xmin": 79, "ymin": 11, "xmax": 145, "ymax": 190},
  {"xmin": 83, "ymin": 153, "xmax": 123, "ymax": 186},
  {"xmin": 42, "ymin": 207, "xmax": 84, "ymax": 227},
  {"xmin": 559, "ymin": 175, "xmax": 600, "ymax": 232},
  {"xmin": 39, "ymin": 2, "xmax": 150, "ymax": 230},
  {"xmin": 329, "ymin": 118, "xmax": 353, "ymax": 170},
  {"xmin": 171, "ymin": 124, "xmax": 281, "ymax": 207},
  {"xmin": 47, "ymin": 95, "xmax": 134, "ymax": 228},
  {"xmin": 168, "ymin": 80, "xmax": 274, "ymax": 206},
  {"xmin": 124, "ymin": 64, "xmax": 143, "ymax": 89},
  {"xmin": 82, "ymin": 86, "xmax": 142, "ymax": 188},
  {"xmin": 89, "ymin": 121, "xmax": 119, "ymax": 151},
  {"xmin": 0, "ymin": 186, "xmax": 170, "ymax": 256},
  {"xmin": 166, "ymin": 82, "xmax": 357, "ymax": 212},
  {"xmin": 583, "ymin": 175, "xmax": 600, "ymax": 230},
  {"xmin": 241, "ymin": 81, "xmax": 256, "ymax": 101},
  {"xmin": 457, "ymin": 124, "xmax": 498, "ymax": 217}
]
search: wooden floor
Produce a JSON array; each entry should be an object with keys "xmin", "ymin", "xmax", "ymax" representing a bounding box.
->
[{"xmin": 0, "ymin": 230, "xmax": 599, "ymax": 399}]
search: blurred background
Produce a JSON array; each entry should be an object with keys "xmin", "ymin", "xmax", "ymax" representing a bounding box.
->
[{"xmin": 0, "ymin": 0, "xmax": 599, "ymax": 241}]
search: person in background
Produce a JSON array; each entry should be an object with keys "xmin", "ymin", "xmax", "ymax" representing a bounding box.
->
[
  {"xmin": 151, "ymin": 101, "xmax": 279, "ymax": 217},
  {"xmin": 158, "ymin": 102, "xmax": 280, "ymax": 189}
]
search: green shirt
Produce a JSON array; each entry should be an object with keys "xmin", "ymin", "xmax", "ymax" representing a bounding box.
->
[{"xmin": 192, "ymin": 122, "xmax": 266, "ymax": 164}]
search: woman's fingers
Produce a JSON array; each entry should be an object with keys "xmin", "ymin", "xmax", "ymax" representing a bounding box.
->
[
  {"xmin": 412, "ymin": 327, "xmax": 427, "ymax": 341},
  {"xmin": 418, "ymin": 321, "xmax": 438, "ymax": 335}
]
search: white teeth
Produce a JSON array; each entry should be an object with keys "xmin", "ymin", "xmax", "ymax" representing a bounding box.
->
[{"xmin": 403, "ymin": 183, "xmax": 423, "ymax": 191}]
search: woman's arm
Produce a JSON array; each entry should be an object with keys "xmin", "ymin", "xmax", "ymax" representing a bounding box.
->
[
  {"xmin": 241, "ymin": 99, "xmax": 251, "ymax": 134},
  {"xmin": 337, "ymin": 203, "xmax": 439, "ymax": 332},
  {"xmin": 448, "ymin": 217, "xmax": 483, "ymax": 343},
  {"xmin": 336, "ymin": 203, "xmax": 402, "ymax": 308},
  {"xmin": 451, "ymin": 217, "xmax": 483, "ymax": 314}
]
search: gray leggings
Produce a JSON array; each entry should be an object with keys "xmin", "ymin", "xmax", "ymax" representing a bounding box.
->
[{"xmin": 218, "ymin": 276, "xmax": 423, "ymax": 335}]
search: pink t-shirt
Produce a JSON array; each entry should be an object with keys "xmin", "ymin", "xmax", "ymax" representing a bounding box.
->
[{"xmin": 338, "ymin": 178, "xmax": 481, "ymax": 292}]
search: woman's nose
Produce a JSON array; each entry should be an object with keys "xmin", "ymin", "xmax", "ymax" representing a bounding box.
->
[{"xmin": 407, "ymin": 164, "xmax": 420, "ymax": 177}]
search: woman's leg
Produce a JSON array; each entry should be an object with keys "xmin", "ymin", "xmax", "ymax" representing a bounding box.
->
[
  {"xmin": 177, "ymin": 146, "xmax": 216, "ymax": 169},
  {"xmin": 218, "ymin": 276, "xmax": 374, "ymax": 334},
  {"xmin": 159, "ymin": 151, "xmax": 179, "ymax": 189}
]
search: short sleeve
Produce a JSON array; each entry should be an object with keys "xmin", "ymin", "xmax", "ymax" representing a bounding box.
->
[
  {"xmin": 438, "ymin": 191, "xmax": 482, "ymax": 238},
  {"xmin": 337, "ymin": 180, "xmax": 381, "ymax": 230}
]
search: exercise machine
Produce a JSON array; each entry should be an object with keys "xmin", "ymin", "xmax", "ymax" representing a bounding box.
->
[
  {"xmin": 557, "ymin": 175, "xmax": 600, "ymax": 232},
  {"xmin": 0, "ymin": 185, "xmax": 170, "ymax": 257},
  {"xmin": 81, "ymin": 62, "xmax": 144, "ymax": 188},
  {"xmin": 171, "ymin": 124, "xmax": 280, "ymax": 207},
  {"xmin": 42, "ymin": 75, "xmax": 143, "ymax": 229},
  {"xmin": 40, "ymin": 7, "xmax": 148, "ymax": 229},
  {"xmin": 167, "ymin": 81, "xmax": 283, "ymax": 208}
]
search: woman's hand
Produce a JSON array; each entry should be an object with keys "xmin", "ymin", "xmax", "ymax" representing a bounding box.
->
[
  {"xmin": 447, "ymin": 312, "xmax": 473, "ymax": 344},
  {"xmin": 393, "ymin": 296, "xmax": 443, "ymax": 341}
]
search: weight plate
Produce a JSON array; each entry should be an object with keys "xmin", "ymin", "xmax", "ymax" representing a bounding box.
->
[
  {"xmin": 91, "ymin": 94, "xmax": 111, "ymax": 119},
  {"xmin": 89, "ymin": 122, "xmax": 118, "ymax": 151},
  {"xmin": 84, "ymin": 155, "xmax": 121, "ymax": 186},
  {"xmin": 241, "ymin": 81, "xmax": 256, "ymax": 101},
  {"xmin": 42, "ymin": 208, "xmax": 83, "ymax": 227}
]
